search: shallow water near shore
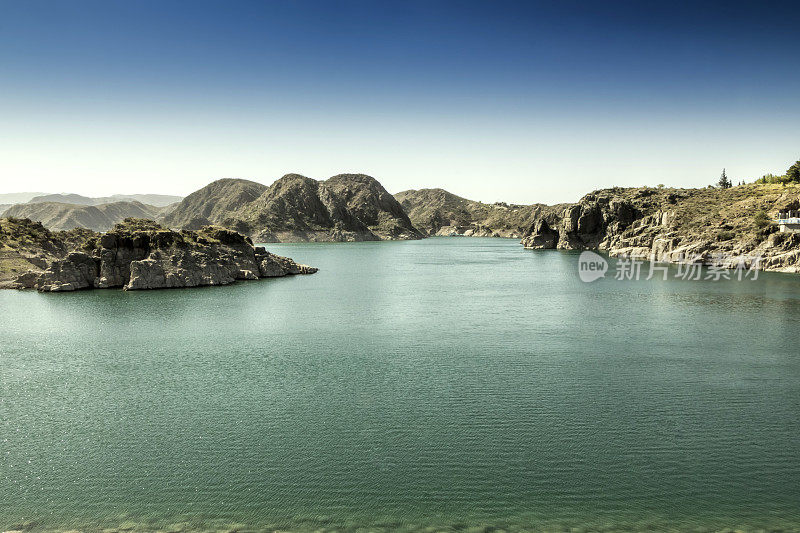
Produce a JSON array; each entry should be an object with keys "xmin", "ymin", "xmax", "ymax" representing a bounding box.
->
[{"xmin": 2, "ymin": 237, "xmax": 800, "ymax": 532}]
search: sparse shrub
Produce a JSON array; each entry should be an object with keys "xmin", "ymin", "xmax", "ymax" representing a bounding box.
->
[
  {"xmin": 755, "ymin": 173, "xmax": 792, "ymax": 185},
  {"xmin": 753, "ymin": 209, "xmax": 771, "ymax": 229},
  {"xmin": 771, "ymin": 232, "xmax": 787, "ymax": 246},
  {"xmin": 716, "ymin": 230, "xmax": 736, "ymax": 241}
]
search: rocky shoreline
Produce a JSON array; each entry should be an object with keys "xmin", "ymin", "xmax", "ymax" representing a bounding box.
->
[
  {"xmin": 433, "ymin": 225, "xmax": 522, "ymax": 238},
  {"xmin": 520, "ymin": 184, "xmax": 800, "ymax": 273},
  {"xmin": 0, "ymin": 218, "xmax": 316, "ymax": 292}
]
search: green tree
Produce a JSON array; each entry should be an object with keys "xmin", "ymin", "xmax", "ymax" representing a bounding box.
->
[
  {"xmin": 787, "ymin": 160, "xmax": 800, "ymax": 182},
  {"xmin": 717, "ymin": 168, "xmax": 732, "ymax": 189}
]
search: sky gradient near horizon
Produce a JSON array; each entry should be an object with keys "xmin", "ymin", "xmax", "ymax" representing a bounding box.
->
[{"xmin": 1, "ymin": 0, "xmax": 799, "ymax": 204}]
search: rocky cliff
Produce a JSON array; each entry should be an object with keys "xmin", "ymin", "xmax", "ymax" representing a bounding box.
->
[
  {"xmin": 163, "ymin": 174, "xmax": 423, "ymax": 242},
  {"xmin": 1, "ymin": 218, "xmax": 316, "ymax": 291},
  {"xmin": 3, "ymin": 200, "xmax": 164, "ymax": 232},
  {"xmin": 520, "ymin": 184, "xmax": 800, "ymax": 272},
  {"xmin": 395, "ymin": 188, "xmax": 556, "ymax": 238}
]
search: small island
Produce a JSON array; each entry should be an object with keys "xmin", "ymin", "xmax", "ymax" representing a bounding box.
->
[{"xmin": 0, "ymin": 217, "xmax": 317, "ymax": 292}]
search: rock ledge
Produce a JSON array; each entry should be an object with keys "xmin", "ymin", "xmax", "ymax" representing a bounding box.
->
[{"xmin": 7, "ymin": 218, "xmax": 317, "ymax": 292}]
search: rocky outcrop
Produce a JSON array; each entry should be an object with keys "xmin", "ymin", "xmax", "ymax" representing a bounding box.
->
[
  {"xmin": 255, "ymin": 248, "xmax": 318, "ymax": 276},
  {"xmin": 522, "ymin": 219, "xmax": 558, "ymax": 249},
  {"xmin": 36, "ymin": 252, "xmax": 99, "ymax": 291},
  {"xmin": 3, "ymin": 218, "xmax": 317, "ymax": 292},
  {"xmin": 0, "ymin": 218, "xmax": 75, "ymax": 288},
  {"xmin": 162, "ymin": 174, "xmax": 423, "ymax": 242},
  {"xmin": 521, "ymin": 184, "xmax": 800, "ymax": 273}
]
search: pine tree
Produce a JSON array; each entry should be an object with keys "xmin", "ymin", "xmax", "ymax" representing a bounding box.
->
[
  {"xmin": 787, "ymin": 160, "xmax": 800, "ymax": 182},
  {"xmin": 717, "ymin": 168, "xmax": 732, "ymax": 189}
]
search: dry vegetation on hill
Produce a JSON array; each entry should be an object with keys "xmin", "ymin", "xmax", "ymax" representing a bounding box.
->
[
  {"xmin": 395, "ymin": 188, "xmax": 563, "ymax": 238},
  {"xmin": 163, "ymin": 174, "xmax": 422, "ymax": 242},
  {"xmin": 521, "ymin": 183, "xmax": 800, "ymax": 272}
]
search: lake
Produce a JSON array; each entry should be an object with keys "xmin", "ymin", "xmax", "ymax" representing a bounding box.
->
[{"xmin": 2, "ymin": 237, "xmax": 800, "ymax": 532}]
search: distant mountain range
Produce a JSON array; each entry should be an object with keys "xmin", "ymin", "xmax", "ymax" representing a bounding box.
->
[
  {"xmin": 0, "ymin": 192, "xmax": 49, "ymax": 204},
  {"xmin": 2, "ymin": 177, "xmax": 542, "ymax": 241},
  {"xmin": 0, "ymin": 192, "xmax": 49, "ymax": 214},
  {"xmin": 28, "ymin": 193, "xmax": 183, "ymax": 207},
  {"xmin": 0, "ymin": 191, "xmax": 183, "ymax": 233},
  {"xmin": 3, "ymin": 201, "xmax": 165, "ymax": 232}
]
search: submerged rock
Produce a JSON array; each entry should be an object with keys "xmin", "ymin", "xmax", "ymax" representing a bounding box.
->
[{"xmin": 8, "ymin": 218, "xmax": 317, "ymax": 292}]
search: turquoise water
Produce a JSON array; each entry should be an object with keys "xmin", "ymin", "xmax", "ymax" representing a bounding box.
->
[{"xmin": 2, "ymin": 237, "xmax": 800, "ymax": 532}]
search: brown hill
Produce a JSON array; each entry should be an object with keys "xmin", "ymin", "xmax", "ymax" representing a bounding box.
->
[
  {"xmin": 3, "ymin": 201, "xmax": 163, "ymax": 232},
  {"xmin": 163, "ymin": 174, "xmax": 422, "ymax": 242},
  {"xmin": 395, "ymin": 188, "xmax": 557, "ymax": 238}
]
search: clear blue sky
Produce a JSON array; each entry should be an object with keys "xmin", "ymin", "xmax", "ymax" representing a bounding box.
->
[{"xmin": 1, "ymin": 0, "xmax": 799, "ymax": 203}]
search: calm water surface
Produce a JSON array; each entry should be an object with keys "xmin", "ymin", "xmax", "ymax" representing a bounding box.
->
[{"xmin": 2, "ymin": 238, "xmax": 800, "ymax": 532}]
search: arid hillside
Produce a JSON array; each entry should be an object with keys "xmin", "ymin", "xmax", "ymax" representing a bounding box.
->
[{"xmin": 521, "ymin": 183, "xmax": 800, "ymax": 272}]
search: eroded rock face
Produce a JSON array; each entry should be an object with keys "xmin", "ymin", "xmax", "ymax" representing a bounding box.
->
[
  {"xmin": 255, "ymin": 247, "xmax": 318, "ymax": 277},
  {"xmin": 520, "ymin": 185, "xmax": 800, "ymax": 273},
  {"xmin": 522, "ymin": 219, "xmax": 558, "ymax": 249},
  {"xmin": 13, "ymin": 218, "xmax": 317, "ymax": 292},
  {"xmin": 522, "ymin": 196, "xmax": 637, "ymax": 250},
  {"xmin": 36, "ymin": 252, "xmax": 99, "ymax": 292}
]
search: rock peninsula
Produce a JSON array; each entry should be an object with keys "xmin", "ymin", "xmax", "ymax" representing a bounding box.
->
[
  {"xmin": 0, "ymin": 217, "xmax": 316, "ymax": 292},
  {"xmin": 520, "ymin": 183, "xmax": 800, "ymax": 273}
]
